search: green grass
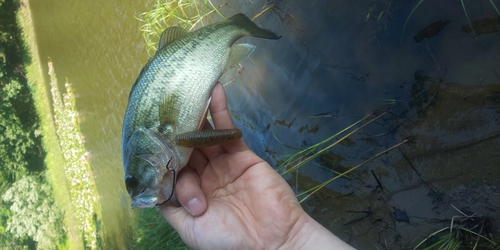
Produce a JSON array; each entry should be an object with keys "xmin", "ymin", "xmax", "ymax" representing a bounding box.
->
[
  {"xmin": 136, "ymin": 0, "xmax": 227, "ymax": 55},
  {"xmin": 17, "ymin": 1, "xmax": 101, "ymax": 249},
  {"xmin": 132, "ymin": 209, "xmax": 188, "ymax": 250},
  {"xmin": 400, "ymin": 0, "xmax": 500, "ymax": 42}
]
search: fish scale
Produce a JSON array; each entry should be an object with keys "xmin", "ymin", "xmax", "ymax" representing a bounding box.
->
[{"xmin": 121, "ymin": 13, "xmax": 280, "ymax": 208}]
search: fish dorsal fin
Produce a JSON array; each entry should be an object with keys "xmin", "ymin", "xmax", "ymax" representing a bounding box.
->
[
  {"xmin": 158, "ymin": 26, "xmax": 189, "ymax": 50},
  {"xmin": 159, "ymin": 92, "xmax": 181, "ymax": 129},
  {"xmin": 226, "ymin": 44, "xmax": 255, "ymax": 71}
]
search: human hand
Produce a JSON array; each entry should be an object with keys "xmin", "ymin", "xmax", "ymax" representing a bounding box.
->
[{"xmin": 159, "ymin": 83, "xmax": 353, "ymax": 250}]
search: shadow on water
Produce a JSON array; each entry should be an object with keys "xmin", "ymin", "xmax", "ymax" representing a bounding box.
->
[{"xmin": 28, "ymin": 0, "xmax": 500, "ymax": 248}]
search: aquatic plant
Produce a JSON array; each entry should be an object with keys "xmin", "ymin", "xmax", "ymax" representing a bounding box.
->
[
  {"xmin": 400, "ymin": 0, "xmax": 500, "ymax": 42},
  {"xmin": 276, "ymin": 111, "xmax": 407, "ymax": 203},
  {"xmin": 48, "ymin": 61, "xmax": 101, "ymax": 249},
  {"xmin": 413, "ymin": 219, "xmax": 497, "ymax": 249},
  {"xmin": 411, "ymin": 204, "xmax": 499, "ymax": 249}
]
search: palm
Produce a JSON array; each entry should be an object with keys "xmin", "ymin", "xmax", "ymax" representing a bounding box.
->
[
  {"xmin": 159, "ymin": 83, "xmax": 304, "ymax": 249},
  {"xmin": 162, "ymin": 148, "xmax": 304, "ymax": 250}
]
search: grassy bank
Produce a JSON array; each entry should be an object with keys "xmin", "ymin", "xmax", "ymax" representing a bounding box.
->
[{"xmin": 17, "ymin": 1, "xmax": 100, "ymax": 249}]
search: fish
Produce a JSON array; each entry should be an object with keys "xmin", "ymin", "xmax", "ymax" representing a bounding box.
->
[{"xmin": 122, "ymin": 13, "xmax": 280, "ymax": 208}]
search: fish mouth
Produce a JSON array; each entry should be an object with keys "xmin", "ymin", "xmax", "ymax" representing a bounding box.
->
[
  {"xmin": 131, "ymin": 195, "xmax": 158, "ymax": 208},
  {"xmin": 130, "ymin": 188, "xmax": 158, "ymax": 208}
]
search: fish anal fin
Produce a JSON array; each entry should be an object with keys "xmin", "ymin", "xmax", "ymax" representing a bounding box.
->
[
  {"xmin": 158, "ymin": 27, "xmax": 189, "ymax": 50},
  {"xmin": 226, "ymin": 44, "xmax": 255, "ymax": 70},
  {"xmin": 175, "ymin": 129, "xmax": 242, "ymax": 148}
]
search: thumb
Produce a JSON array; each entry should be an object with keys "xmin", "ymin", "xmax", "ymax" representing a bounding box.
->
[{"xmin": 159, "ymin": 167, "xmax": 207, "ymax": 226}]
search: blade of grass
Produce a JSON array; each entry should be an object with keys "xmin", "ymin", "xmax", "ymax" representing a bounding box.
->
[
  {"xmin": 401, "ymin": 0, "xmax": 426, "ymax": 42},
  {"xmin": 313, "ymin": 162, "xmax": 349, "ymax": 178},
  {"xmin": 281, "ymin": 112, "xmax": 388, "ymax": 176},
  {"xmin": 413, "ymin": 227, "xmax": 450, "ymax": 250},
  {"xmin": 252, "ymin": 4, "xmax": 275, "ymax": 21},
  {"xmin": 489, "ymin": 0, "xmax": 500, "ymax": 15},
  {"xmin": 297, "ymin": 139, "xmax": 407, "ymax": 203},
  {"xmin": 276, "ymin": 112, "xmax": 376, "ymax": 173},
  {"xmin": 460, "ymin": 0, "xmax": 477, "ymax": 38},
  {"xmin": 458, "ymin": 226, "xmax": 496, "ymax": 245},
  {"xmin": 271, "ymin": 127, "xmax": 303, "ymax": 150},
  {"xmin": 205, "ymin": 0, "xmax": 226, "ymax": 20}
]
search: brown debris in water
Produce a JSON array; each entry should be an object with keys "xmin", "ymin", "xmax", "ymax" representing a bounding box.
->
[
  {"xmin": 461, "ymin": 16, "xmax": 500, "ymax": 36},
  {"xmin": 413, "ymin": 20, "xmax": 451, "ymax": 43}
]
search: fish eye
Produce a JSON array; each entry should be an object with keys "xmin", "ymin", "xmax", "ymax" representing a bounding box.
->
[{"xmin": 125, "ymin": 175, "xmax": 139, "ymax": 189}]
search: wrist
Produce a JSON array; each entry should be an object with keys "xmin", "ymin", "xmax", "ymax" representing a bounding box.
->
[{"xmin": 279, "ymin": 212, "xmax": 354, "ymax": 250}]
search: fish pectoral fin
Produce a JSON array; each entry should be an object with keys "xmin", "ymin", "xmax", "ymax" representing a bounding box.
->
[
  {"xmin": 159, "ymin": 92, "xmax": 180, "ymax": 129},
  {"xmin": 175, "ymin": 129, "xmax": 242, "ymax": 148},
  {"xmin": 226, "ymin": 44, "xmax": 255, "ymax": 71},
  {"xmin": 196, "ymin": 97, "xmax": 211, "ymax": 131},
  {"xmin": 157, "ymin": 26, "xmax": 189, "ymax": 50}
]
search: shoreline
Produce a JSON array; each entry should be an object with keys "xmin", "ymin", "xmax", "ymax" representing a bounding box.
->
[{"xmin": 16, "ymin": 1, "xmax": 96, "ymax": 249}]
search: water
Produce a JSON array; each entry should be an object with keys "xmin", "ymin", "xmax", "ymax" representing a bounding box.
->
[
  {"xmin": 28, "ymin": 1, "xmax": 149, "ymax": 248},
  {"xmin": 29, "ymin": 0, "xmax": 500, "ymax": 248}
]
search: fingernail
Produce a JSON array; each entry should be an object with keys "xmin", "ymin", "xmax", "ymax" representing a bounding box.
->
[{"xmin": 187, "ymin": 198, "xmax": 205, "ymax": 216}]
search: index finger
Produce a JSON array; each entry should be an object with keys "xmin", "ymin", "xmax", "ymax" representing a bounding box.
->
[{"xmin": 207, "ymin": 82, "xmax": 249, "ymax": 153}]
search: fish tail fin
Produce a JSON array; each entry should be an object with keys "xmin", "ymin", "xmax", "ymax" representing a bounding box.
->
[{"xmin": 229, "ymin": 13, "xmax": 281, "ymax": 40}]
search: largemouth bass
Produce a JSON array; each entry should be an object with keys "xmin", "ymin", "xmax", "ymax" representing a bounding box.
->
[{"xmin": 122, "ymin": 14, "xmax": 280, "ymax": 208}]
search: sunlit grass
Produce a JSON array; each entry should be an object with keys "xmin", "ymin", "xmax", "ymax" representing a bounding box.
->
[
  {"xmin": 136, "ymin": 0, "xmax": 275, "ymax": 55},
  {"xmin": 275, "ymin": 111, "xmax": 407, "ymax": 203},
  {"xmin": 400, "ymin": 0, "xmax": 500, "ymax": 42},
  {"xmin": 136, "ymin": 0, "xmax": 227, "ymax": 55}
]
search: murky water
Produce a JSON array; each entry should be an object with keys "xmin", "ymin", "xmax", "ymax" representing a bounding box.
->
[
  {"xmin": 29, "ymin": 0, "xmax": 500, "ymax": 248},
  {"xmin": 28, "ymin": 0, "xmax": 150, "ymax": 248}
]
